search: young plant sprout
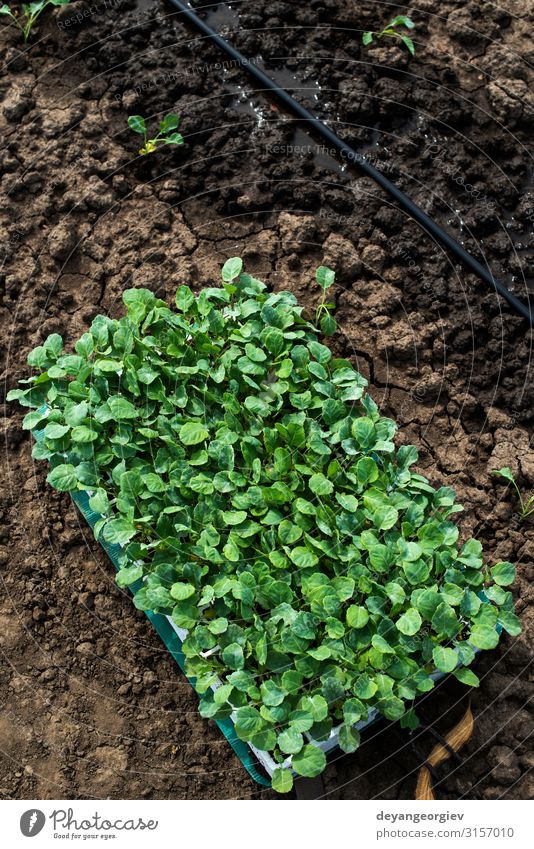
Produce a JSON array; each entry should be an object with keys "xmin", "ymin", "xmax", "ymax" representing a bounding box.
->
[
  {"xmin": 127, "ymin": 114, "xmax": 184, "ymax": 156},
  {"xmin": 0, "ymin": 0, "xmax": 70, "ymax": 42},
  {"xmin": 362, "ymin": 15, "xmax": 416, "ymax": 57},
  {"xmin": 492, "ymin": 467, "xmax": 534, "ymax": 521},
  {"xmin": 315, "ymin": 265, "xmax": 337, "ymax": 336}
]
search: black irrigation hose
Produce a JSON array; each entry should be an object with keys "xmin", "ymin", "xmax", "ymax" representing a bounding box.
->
[{"xmin": 166, "ymin": 0, "xmax": 534, "ymax": 327}]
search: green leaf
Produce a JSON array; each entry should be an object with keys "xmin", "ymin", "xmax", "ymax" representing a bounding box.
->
[
  {"xmin": 400, "ymin": 34, "xmax": 415, "ymax": 56},
  {"xmin": 490, "ymin": 561, "xmax": 515, "ymax": 587},
  {"xmin": 222, "ymin": 510, "xmax": 247, "ymax": 526},
  {"xmin": 316, "ymin": 266, "xmax": 336, "ymax": 290},
  {"xmin": 431, "ymin": 603, "xmax": 459, "ymax": 638},
  {"xmin": 491, "ymin": 466, "xmax": 515, "ymax": 484},
  {"xmin": 432, "ymin": 646, "xmax": 458, "ymax": 673},
  {"xmin": 278, "ymin": 520, "xmax": 302, "ymax": 545},
  {"xmin": 116, "ymin": 565, "xmax": 143, "ymax": 587},
  {"xmin": 308, "ymin": 341, "xmax": 331, "ymax": 364},
  {"xmin": 362, "ymin": 31, "xmax": 373, "ymax": 45},
  {"xmin": 44, "ymin": 422, "xmax": 69, "ymax": 440},
  {"xmin": 222, "ymin": 642, "xmax": 244, "ymax": 670},
  {"xmin": 335, "ymin": 493, "xmax": 359, "ymax": 512},
  {"xmin": 278, "ymin": 727, "xmax": 304, "ymax": 754},
  {"xmin": 372, "ymin": 505, "xmax": 399, "ymax": 531},
  {"xmin": 128, "ymin": 115, "xmax": 147, "ymax": 134},
  {"xmin": 47, "ymin": 463, "xmax": 78, "ymax": 492},
  {"xmin": 102, "ymin": 518, "xmax": 137, "ymax": 546},
  {"xmin": 356, "ymin": 457, "xmax": 378, "ymax": 484},
  {"xmin": 377, "ymin": 695, "xmax": 405, "ymax": 721},
  {"xmin": 289, "ymin": 547, "xmax": 318, "ymax": 569},
  {"xmin": 453, "ymin": 667, "xmax": 480, "ymax": 687},
  {"xmin": 260, "ymin": 679, "xmax": 286, "ymax": 707},
  {"xmin": 170, "ymin": 582, "xmax": 196, "ymax": 601},
  {"xmin": 291, "ymin": 744, "xmax": 327, "ymax": 778},
  {"xmin": 309, "ymin": 473, "xmax": 334, "ymax": 496},
  {"xmin": 71, "ymin": 426, "xmax": 98, "ymax": 443},
  {"xmin": 263, "ymin": 328, "xmax": 284, "ymax": 356},
  {"xmin": 498, "ymin": 609, "xmax": 522, "ymax": 637},
  {"xmin": 221, "ymin": 257, "xmax": 243, "ymax": 282},
  {"xmin": 107, "ymin": 396, "xmax": 137, "ymax": 420},
  {"xmin": 179, "ymin": 422, "xmax": 209, "ymax": 445},
  {"xmin": 160, "ymin": 113, "xmax": 180, "ymax": 133},
  {"xmin": 346, "ymin": 605, "xmax": 369, "ymax": 629},
  {"xmin": 272, "ymin": 767, "xmax": 293, "ymax": 794},
  {"xmin": 396, "ymin": 608, "xmax": 422, "ymax": 636},
  {"xmin": 320, "ymin": 313, "xmax": 337, "ymax": 336},
  {"xmin": 353, "ymin": 673, "xmax": 377, "ymax": 700},
  {"xmin": 338, "ymin": 724, "xmax": 361, "ymax": 753},
  {"xmin": 469, "ymin": 625, "xmax": 499, "ymax": 650},
  {"xmin": 175, "ymin": 285, "xmax": 194, "ymax": 311}
]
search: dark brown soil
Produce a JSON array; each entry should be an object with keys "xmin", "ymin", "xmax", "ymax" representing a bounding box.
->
[{"xmin": 0, "ymin": 0, "xmax": 533, "ymax": 800}]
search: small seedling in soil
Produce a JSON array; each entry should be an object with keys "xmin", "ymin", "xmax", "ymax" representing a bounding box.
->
[
  {"xmin": 127, "ymin": 114, "xmax": 184, "ymax": 155},
  {"xmin": 0, "ymin": 0, "xmax": 69, "ymax": 42},
  {"xmin": 492, "ymin": 467, "xmax": 534, "ymax": 521},
  {"xmin": 315, "ymin": 265, "xmax": 337, "ymax": 336},
  {"xmin": 362, "ymin": 15, "xmax": 416, "ymax": 56}
]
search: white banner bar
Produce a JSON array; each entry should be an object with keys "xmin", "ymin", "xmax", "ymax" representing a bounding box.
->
[{"xmin": 1, "ymin": 799, "xmax": 531, "ymax": 848}]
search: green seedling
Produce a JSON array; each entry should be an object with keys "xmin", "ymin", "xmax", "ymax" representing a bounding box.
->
[
  {"xmin": 492, "ymin": 467, "xmax": 534, "ymax": 521},
  {"xmin": 362, "ymin": 15, "xmax": 416, "ymax": 56},
  {"xmin": 0, "ymin": 0, "xmax": 69, "ymax": 42},
  {"xmin": 315, "ymin": 265, "xmax": 337, "ymax": 336},
  {"xmin": 128, "ymin": 114, "xmax": 184, "ymax": 156},
  {"xmin": 9, "ymin": 258, "xmax": 520, "ymax": 793}
]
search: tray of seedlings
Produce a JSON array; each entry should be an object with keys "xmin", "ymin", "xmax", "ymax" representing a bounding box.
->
[{"xmin": 9, "ymin": 258, "xmax": 519, "ymax": 793}]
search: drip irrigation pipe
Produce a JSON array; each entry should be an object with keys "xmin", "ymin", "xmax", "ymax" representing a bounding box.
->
[{"xmin": 166, "ymin": 0, "xmax": 534, "ymax": 327}]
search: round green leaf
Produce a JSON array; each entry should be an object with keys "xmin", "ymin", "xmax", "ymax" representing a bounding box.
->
[
  {"xmin": 278, "ymin": 728, "xmax": 304, "ymax": 755},
  {"xmin": 335, "ymin": 492, "xmax": 359, "ymax": 512},
  {"xmin": 432, "ymin": 646, "xmax": 458, "ymax": 673},
  {"xmin": 309, "ymin": 473, "xmax": 334, "ymax": 496},
  {"xmin": 316, "ymin": 265, "xmax": 335, "ymax": 290},
  {"xmin": 46, "ymin": 463, "xmax": 78, "ymax": 492},
  {"xmin": 128, "ymin": 115, "xmax": 147, "ymax": 134},
  {"xmin": 71, "ymin": 425, "xmax": 98, "ymax": 442},
  {"xmin": 469, "ymin": 625, "xmax": 499, "ymax": 650},
  {"xmin": 396, "ymin": 608, "xmax": 422, "ymax": 636},
  {"xmin": 44, "ymin": 422, "xmax": 69, "ymax": 440},
  {"xmin": 291, "ymin": 744, "xmax": 327, "ymax": 778},
  {"xmin": 289, "ymin": 547, "xmax": 318, "ymax": 569},
  {"xmin": 221, "ymin": 257, "xmax": 243, "ymax": 282},
  {"xmin": 346, "ymin": 605, "xmax": 369, "ymax": 629},
  {"xmin": 356, "ymin": 457, "xmax": 378, "ymax": 484},
  {"xmin": 170, "ymin": 582, "xmax": 196, "ymax": 601},
  {"xmin": 490, "ymin": 561, "xmax": 515, "ymax": 587},
  {"xmin": 179, "ymin": 422, "xmax": 209, "ymax": 445},
  {"xmin": 222, "ymin": 642, "xmax": 244, "ymax": 670},
  {"xmin": 272, "ymin": 767, "xmax": 293, "ymax": 794}
]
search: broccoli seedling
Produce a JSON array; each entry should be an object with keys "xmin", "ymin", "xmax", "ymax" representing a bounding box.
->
[
  {"xmin": 315, "ymin": 265, "xmax": 337, "ymax": 336},
  {"xmin": 492, "ymin": 467, "xmax": 534, "ymax": 521},
  {"xmin": 0, "ymin": 0, "xmax": 70, "ymax": 42},
  {"xmin": 362, "ymin": 15, "xmax": 416, "ymax": 57},
  {"xmin": 127, "ymin": 114, "xmax": 184, "ymax": 156}
]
